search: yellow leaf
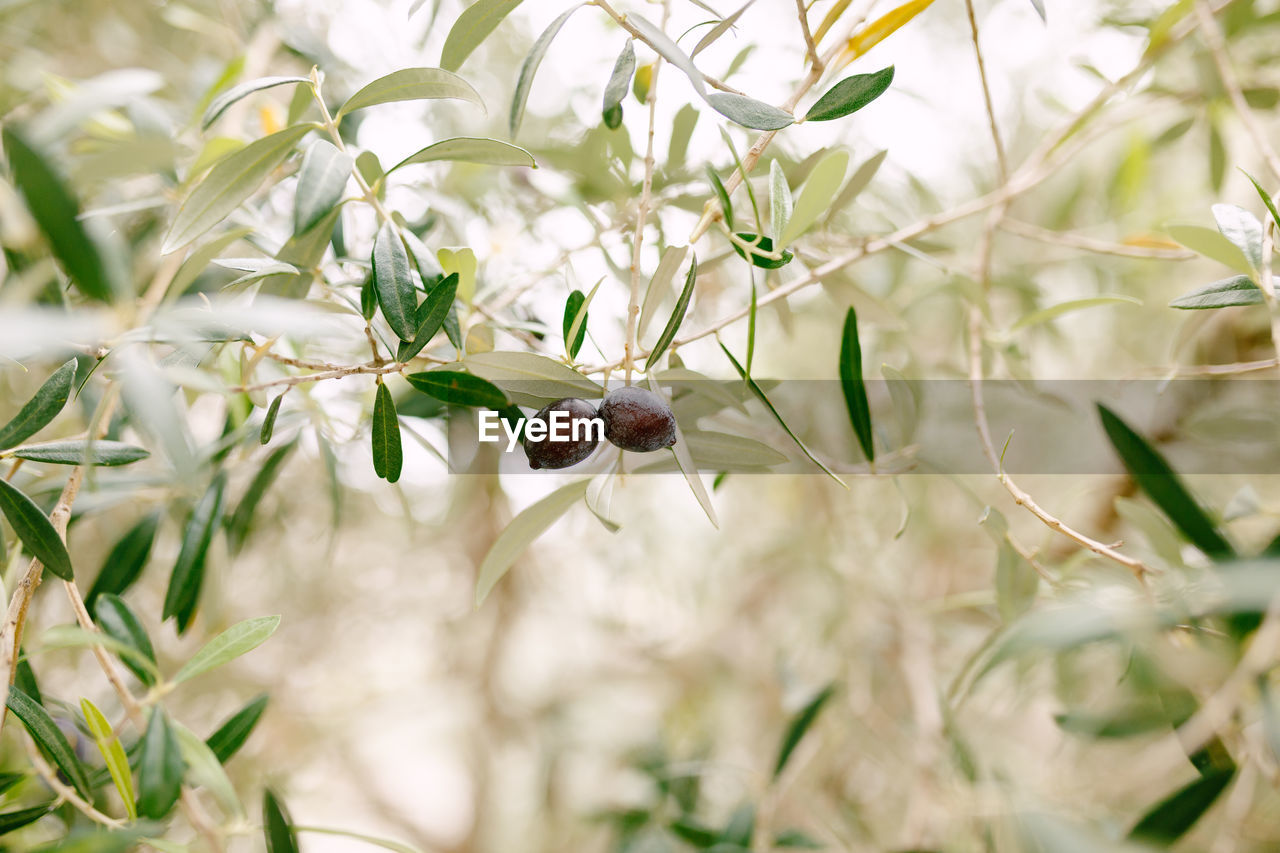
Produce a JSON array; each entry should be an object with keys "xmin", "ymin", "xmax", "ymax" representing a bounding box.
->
[
  {"xmin": 258, "ymin": 104, "xmax": 282, "ymax": 136},
  {"xmin": 837, "ymin": 0, "xmax": 936, "ymax": 69},
  {"xmin": 1122, "ymin": 234, "xmax": 1183, "ymax": 250},
  {"xmin": 813, "ymin": 0, "xmax": 853, "ymax": 45}
]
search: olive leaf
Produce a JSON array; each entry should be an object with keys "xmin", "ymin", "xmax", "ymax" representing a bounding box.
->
[
  {"xmin": 602, "ymin": 40, "xmax": 636, "ymax": 129},
  {"xmin": 202, "ymin": 76, "xmax": 309, "ymax": 130},
  {"xmin": 81, "ymin": 698, "xmax": 137, "ymax": 820},
  {"xmin": 173, "ymin": 615, "xmax": 281, "ymax": 684},
  {"xmin": 475, "ymin": 479, "xmax": 590, "ymax": 605},
  {"xmin": 293, "ymin": 139, "xmax": 352, "ymax": 235},
  {"xmin": 0, "ymin": 479, "xmax": 73, "ymax": 580},
  {"xmin": 263, "ymin": 789, "xmax": 300, "ymax": 853},
  {"xmin": 137, "ymin": 710, "xmax": 186, "ymax": 820},
  {"xmin": 260, "ymin": 393, "xmax": 284, "ymax": 445},
  {"xmin": 7, "ymin": 686, "xmax": 92, "ymax": 800},
  {"xmin": 839, "ymin": 307, "xmax": 874, "ymax": 463},
  {"xmin": 9, "ymin": 440, "xmax": 149, "ymax": 466},
  {"xmin": 805, "ymin": 66, "xmax": 894, "ymax": 122},
  {"xmin": 371, "ymin": 383, "xmax": 403, "ymax": 484},
  {"xmin": 228, "ymin": 439, "xmax": 297, "ymax": 553},
  {"xmin": 646, "ymin": 253, "xmax": 698, "ymax": 368},
  {"xmin": 510, "ymin": 5, "xmax": 583, "ymax": 138},
  {"xmin": 389, "ymin": 137, "xmax": 535, "ymax": 171},
  {"xmin": 1128, "ymin": 766, "xmax": 1234, "ymax": 844},
  {"xmin": 397, "ymin": 272, "xmax": 460, "ymax": 363},
  {"xmin": 0, "ymin": 358, "xmax": 77, "ymax": 450},
  {"xmin": 774, "ymin": 684, "xmax": 836, "ymax": 777},
  {"xmin": 441, "ymin": 0, "xmax": 524, "ymax": 72},
  {"xmin": 335, "ymin": 68, "xmax": 483, "ymax": 118},
  {"xmin": 373, "ymin": 222, "xmax": 418, "ymax": 342},
  {"xmin": 1169, "ymin": 275, "xmax": 1264, "ymax": 309},
  {"xmin": 406, "ymin": 370, "xmax": 509, "ymax": 409},
  {"xmin": 162, "ymin": 472, "xmax": 228, "ymax": 634},
  {"xmin": 93, "ymin": 594, "xmax": 159, "ymax": 686},
  {"xmin": 86, "ymin": 513, "xmax": 159, "ymax": 608},
  {"xmin": 206, "ymin": 694, "xmax": 268, "ymax": 763}
]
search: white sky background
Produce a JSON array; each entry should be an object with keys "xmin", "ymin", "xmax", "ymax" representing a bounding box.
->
[{"xmin": 258, "ymin": 1, "xmax": 1159, "ymax": 847}]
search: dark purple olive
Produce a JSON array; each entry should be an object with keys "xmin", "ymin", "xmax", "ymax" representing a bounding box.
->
[
  {"xmin": 599, "ymin": 386, "xmax": 677, "ymax": 452},
  {"xmin": 523, "ymin": 398, "xmax": 601, "ymax": 469}
]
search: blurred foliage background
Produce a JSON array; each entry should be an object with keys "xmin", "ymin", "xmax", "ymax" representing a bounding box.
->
[{"xmin": 6, "ymin": 0, "xmax": 1280, "ymax": 851}]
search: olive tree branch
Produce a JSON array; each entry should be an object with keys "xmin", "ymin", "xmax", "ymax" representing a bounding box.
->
[
  {"xmin": 22, "ymin": 739, "xmax": 125, "ymax": 828},
  {"xmin": 998, "ymin": 219, "xmax": 1196, "ymax": 259},
  {"xmin": 795, "ymin": 0, "xmax": 822, "ymax": 71}
]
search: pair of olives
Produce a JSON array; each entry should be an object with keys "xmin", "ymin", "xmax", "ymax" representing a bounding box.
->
[{"xmin": 524, "ymin": 386, "xmax": 677, "ymax": 469}]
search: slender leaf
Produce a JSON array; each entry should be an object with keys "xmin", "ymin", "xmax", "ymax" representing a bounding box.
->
[
  {"xmin": 707, "ymin": 165, "xmax": 734, "ymax": 230},
  {"xmin": 805, "ymin": 66, "xmax": 894, "ymax": 122},
  {"xmin": 1211, "ymin": 203, "xmax": 1263, "ymax": 272},
  {"xmin": 1010, "ymin": 295, "xmax": 1141, "ymax": 329},
  {"xmin": 173, "ymin": 615, "xmax": 281, "ymax": 684},
  {"xmin": 228, "ymin": 440, "xmax": 296, "ymax": 552},
  {"xmin": 1169, "ymin": 275, "xmax": 1263, "ymax": 309},
  {"xmin": 629, "ymin": 12, "xmax": 707, "ymax": 98},
  {"xmin": 2, "ymin": 127, "xmax": 115, "ymax": 301},
  {"xmin": 263, "ymin": 789, "xmax": 299, "ymax": 853},
  {"xmin": 602, "ymin": 40, "xmax": 636, "ymax": 129},
  {"xmin": 839, "ymin": 308, "xmax": 874, "ymax": 462},
  {"xmin": 371, "ymin": 383, "xmax": 403, "ymax": 483},
  {"xmin": 202, "ymin": 76, "xmax": 309, "ymax": 130},
  {"xmin": 373, "ymin": 222, "xmax": 418, "ymax": 342},
  {"xmin": 463, "ymin": 351, "xmax": 603, "ymax": 399},
  {"xmin": 0, "ymin": 359, "xmax": 77, "ymax": 450},
  {"xmin": 36, "ymin": 625, "xmax": 159, "ymax": 680},
  {"xmin": 1027, "ymin": 0, "xmax": 1046, "ymax": 22},
  {"xmin": 475, "ymin": 479, "xmax": 589, "ymax": 605},
  {"xmin": 335, "ymin": 68, "xmax": 483, "ymax": 118},
  {"xmin": 732, "ymin": 233, "xmax": 793, "ymax": 269},
  {"xmin": 1128, "ymin": 766, "xmax": 1234, "ymax": 844},
  {"xmin": 136, "ymin": 711, "xmax": 185, "ymax": 820},
  {"xmin": 293, "ymin": 826, "xmax": 426, "ymax": 853},
  {"xmin": 719, "ymin": 805, "xmax": 756, "ymax": 846},
  {"xmin": 206, "ymin": 694, "xmax": 268, "ymax": 763},
  {"xmin": 81, "ymin": 698, "xmax": 137, "ymax": 820},
  {"xmin": 0, "ymin": 479, "xmax": 73, "ymax": 580},
  {"xmin": 781, "ymin": 150, "xmax": 849, "ymax": 247},
  {"xmin": 843, "ymin": 0, "xmax": 936, "ymax": 60},
  {"xmin": 746, "ymin": 275, "xmax": 758, "ymax": 374},
  {"xmin": 405, "ymin": 371, "xmax": 508, "ymax": 408},
  {"xmin": 639, "ymin": 245, "xmax": 690, "ymax": 340},
  {"xmin": 510, "ymin": 5, "xmax": 583, "ymax": 137},
  {"xmin": 86, "ymin": 513, "xmax": 158, "ymax": 610},
  {"xmin": 1242, "ymin": 169, "xmax": 1280, "ymax": 230},
  {"xmin": 389, "ymin": 137, "xmax": 534, "ymax": 172},
  {"xmin": 691, "ymin": 0, "xmax": 755, "ymax": 57},
  {"xmin": 164, "ymin": 125, "xmax": 311, "ymax": 252},
  {"xmin": 9, "ymin": 440, "xmax": 149, "ymax": 466},
  {"xmin": 563, "ymin": 278, "xmax": 603, "ymax": 362},
  {"xmin": 261, "ymin": 394, "xmax": 284, "ymax": 445},
  {"xmin": 172, "ymin": 722, "xmax": 243, "ymax": 818},
  {"xmin": 775, "ymin": 684, "xmax": 836, "ymax": 777},
  {"xmin": 647, "ymin": 253, "xmax": 698, "ymax": 368},
  {"xmin": 441, "ymin": 0, "xmax": 524, "ymax": 72},
  {"xmin": 721, "ymin": 344, "xmax": 847, "ymax": 486},
  {"xmin": 93, "ymin": 594, "xmax": 158, "ymax": 686},
  {"xmin": 162, "ymin": 473, "xmax": 228, "ymax": 633},
  {"xmin": 769, "ymin": 160, "xmax": 792, "ymax": 244},
  {"xmin": 1165, "ymin": 224, "xmax": 1253, "ymax": 274},
  {"xmin": 0, "ymin": 802, "xmax": 55, "ymax": 835},
  {"xmin": 293, "ymin": 140, "xmax": 352, "ymax": 235},
  {"xmin": 707, "ymin": 93, "xmax": 793, "ymax": 130},
  {"xmin": 7, "ymin": 686, "xmax": 91, "ymax": 799},
  {"xmin": 1097, "ymin": 405, "xmax": 1233, "ymax": 558},
  {"xmin": 656, "ymin": 377, "xmax": 719, "ymax": 528},
  {"xmin": 397, "ymin": 273, "xmax": 459, "ymax": 363}
]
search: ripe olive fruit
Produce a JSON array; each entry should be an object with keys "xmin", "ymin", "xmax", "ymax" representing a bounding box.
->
[
  {"xmin": 523, "ymin": 397, "xmax": 601, "ymax": 469},
  {"xmin": 599, "ymin": 386, "xmax": 677, "ymax": 452}
]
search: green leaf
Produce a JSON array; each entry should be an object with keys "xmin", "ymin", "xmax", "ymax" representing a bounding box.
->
[
  {"xmin": 1097, "ymin": 405, "xmax": 1233, "ymax": 559},
  {"xmin": 780, "ymin": 149, "xmax": 849, "ymax": 247},
  {"xmin": 1128, "ymin": 766, "xmax": 1234, "ymax": 844},
  {"xmin": 659, "ymin": 379, "xmax": 719, "ymax": 529},
  {"xmin": 683, "ymin": 430, "xmax": 787, "ymax": 469},
  {"xmin": 510, "ymin": 5, "xmax": 583, "ymax": 138},
  {"xmin": 691, "ymin": 0, "xmax": 756, "ymax": 57},
  {"xmin": 721, "ymin": 344, "xmax": 846, "ymax": 486},
  {"xmin": 804, "ymin": 66, "xmax": 894, "ymax": 122},
  {"xmin": 646, "ymin": 253, "xmax": 698, "ymax": 368},
  {"xmin": 228, "ymin": 440, "xmax": 296, "ymax": 552},
  {"xmin": 669, "ymin": 818, "xmax": 719, "ymax": 847},
  {"xmin": 389, "ymin": 137, "xmax": 535, "ymax": 172},
  {"xmin": 36, "ymin": 625, "xmax": 160, "ymax": 681},
  {"xmin": 1243, "ymin": 169, "xmax": 1280, "ymax": 231},
  {"xmin": 775, "ymin": 829, "xmax": 824, "ymax": 849},
  {"xmin": 719, "ymin": 804, "xmax": 756, "ymax": 846},
  {"xmin": 397, "ymin": 273, "xmax": 459, "ymax": 363},
  {"xmin": 639, "ymin": 245, "xmax": 690, "ymax": 341},
  {"xmin": 1164, "ymin": 224, "xmax": 1252, "ymax": 274},
  {"xmin": 7, "ymin": 685, "xmax": 91, "ymax": 800},
  {"xmin": 475, "ymin": 479, "xmax": 589, "ymax": 605},
  {"xmin": 263, "ymin": 789, "xmax": 299, "ymax": 853},
  {"xmin": 0, "ymin": 479, "xmax": 73, "ymax": 580},
  {"xmin": 202, "ymin": 76, "xmax": 310, "ymax": 130},
  {"xmin": 463, "ymin": 351, "xmax": 603, "ymax": 400},
  {"xmin": 8, "ymin": 440, "xmax": 149, "ymax": 466},
  {"xmin": 769, "ymin": 160, "xmax": 792, "ymax": 244},
  {"xmin": 93, "ymin": 594, "xmax": 158, "ymax": 686},
  {"xmin": 436, "ymin": 247, "xmax": 477, "ymax": 304},
  {"xmin": 292, "ymin": 826, "xmax": 427, "ymax": 853},
  {"xmin": 441, "ymin": 0, "xmax": 524, "ymax": 72},
  {"xmin": 260, "ymin": 394, "xmax": 284, "ymax": 445},
  {"xmin": 81, "ymin": 698, "xmax": 137, "ymax": 820},
  {"xmin": 293, "ymin": 140, "xmax": 352, "ymax": 235},
  {"xmin": 136, "ymin": 710, "xmax": 185, "ymax": 820},
  {"xmin": 563, "ymin": 291, "xmax": 588, "ymax": 360},
  {"xmin": 171, "ymin": 722, "xmax": 243, "ymax": 818},
  {"xmin": 707, "ymin": 165, "xmax": 735, "ymax": 230},
  {"xmin": 996, "ymin": 541, "xmax": 1038, "ymax": 621},
  {"xmin": 173, "ymin": 615, "xmax": 281, "ymax": 684},
  {"xmin": 839, "ymin": 308, "xmax": 874, "ymax": 463},
  {"xmin": 405, "ymin": 370, "xmax": 509, "ymax": 408},
  {"xmin": 336, "ymin": 68, "xmax": 483, "ymax": 118},
  {"xmin": 0, "ymin": 802, "xmax": 55, "ymax": 836},
  {"xmin": 628, "ymin": 12, "xmax": 707, "ymax": 98},
  {"xmin": 1212, "ymin": 203, "xmax": 1263, "ymax": 273},
  {"xmin": 1169, "ymin": 275, "xmax": 1264, "ymax": 309},
  {"xmin": 774, "ymin": 684, "xmax": 835, "ymax": 778},
  {"xmin": 731, "ymin": 233, "xmax": 793, "ymax": 269},
  {"xmin": 2, "ymin": 127, "xmax": 116, "ymax": 301},
  {"xmin": 372, "ymin": 383, "xmax": 403, "ymax": 483},
  {"xmin": 373, "ymin": 222, "xmax": 418, "ymax": 342},
  {"xmin": 85, "ymin": 513, "xmax": 158, "ymax": 610},
  {"xmin": 1010, "ymin": 295, "xmax": 1142, "ymax": 329},
  {"xmin": 164, "ymin": 125, "xmax": 312, "ymax": 252},
  {"xmin": 0, "ymin": 772, "xmax": 28, "ymax": 798},
  {"xmin": 0, "ymin": 358, "xmax": 76, "ymax": 450},
  {"xmin": 602, "ymin": 40, "xmax": 636, "ymax": 129},
  {"xmin": 1055, "ymin": 706, "xmax": 1169, "ymax": 739},
  {"xmin": 162, "ymin": 472, "xmax": 228, "ymax": 634},
  {"xmin": 707, "ymin": 92, "xmax": 794, "ymax": 130},
  {"xmin": 206, "ymin": 694, "xmax": 268, "ymax": 764}
]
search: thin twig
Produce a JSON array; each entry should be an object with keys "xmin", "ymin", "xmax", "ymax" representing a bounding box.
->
[
  {"xmin": 999, "ymin": 219, "xmax": 1196, "ymax": 260},
  {"xmin": 231, "ymin": 361, "xmax": 406, "ymax": 394},
  {"xmin": 590, "ymin": 0, "xmax": 747, "ymax": 96},
  {"xmin": 22, "ymin": 740, "xmax": 124, "ymax": 828},
  {"xmin": 963, "ymin": 0, "xmax": 1007, "ymax": 181},
  {"xmin": 795, "ymin": 0, "xmax": 822, "ymax": 70}
]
